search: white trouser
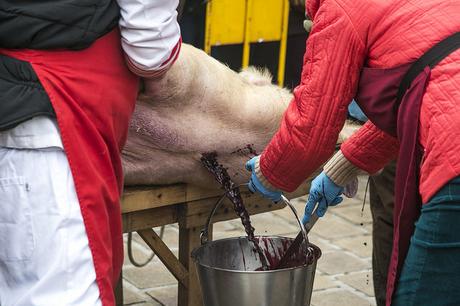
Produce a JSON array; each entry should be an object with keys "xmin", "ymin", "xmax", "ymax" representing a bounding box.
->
[{"xmin": 0, "ymin": 147, "xmax": 102, "ymax": 306}]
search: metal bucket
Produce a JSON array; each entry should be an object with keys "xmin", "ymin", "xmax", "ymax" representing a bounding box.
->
[{"xmin": 192, "ymin": 195, "xmax": 321, "ymax": 306}]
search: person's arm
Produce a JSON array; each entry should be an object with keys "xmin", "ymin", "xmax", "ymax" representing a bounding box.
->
[
  {"xmin": 257, "ymin": 0, "xmax": 366, "ymax": 192},
  {"xmin": 300, "ymin": 122, "xmax": 398, "ymax": 223},
  {"xmin": 116, "ymin": 0, "xmax": 182, "ymax": 78},
  {"xmin": 334, "ymin": 121, "xmax": 399, "ymax": 179}
]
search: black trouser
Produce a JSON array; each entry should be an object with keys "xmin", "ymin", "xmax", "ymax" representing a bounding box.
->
[{"xmin": 369, "ymin": 161, "xmax": 396, "ymax": 306}]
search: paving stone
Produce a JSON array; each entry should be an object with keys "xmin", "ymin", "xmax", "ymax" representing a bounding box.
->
[
  {"xmin": 131, "ymin": 225, "xmax": 179, "ymax": 251},
  {"xmin": 311, "ymin": 289, "xmax": 374, "ymax": 306},
  {"xmin": 124, "ymin": 241, "xmax": 180, "ymax": 268},
  {"xmin": 317, "ymin": 251, "xmax": 369, "ymax": 275},
  {"xmin": 270, "ymin": 197, "xmax": 307, "ymax": 224},
  {"xmin": 122, "ymin": 284, "xmax": 147, "ymax": 305},
  {"xmin": 147, "ymin": 285, "xmax": 178, "ymax": 306},
  {"xmin": 213, "ymin": 220, "xmax": 237, "ymax": 232},
  {"xmin": 313, "ymin": 274, "xmax": 339, "ymax": 291},
  {"xmin": 271, "ymin": 205, "xmax": 300, "ymax": 224},
  {"xmin": 337, "ymin": 270, "xmax": 375, "ymax": 296},
  {"xmin": 289, "ymin": 195, "xmax": 308, "ymax": 207},
  {"xmin": 127, "ymin": 302, "xmax": 162, "ymax": 306},
  {"xmin": 124, "ymin": 239, "xmax": 157, "ymax": 267},
  {"xmin": 308, "ymin": 234, "xmax": 339, "ymax": 252},
  {"xmin": 250, "ymin": 212, "xmax": 299, "ymax": 235},
  {"xmin": 228, "ymin": 219, "xmax": 245, "ymax": 230},
  {"xmin": 310, "ymin": 214, "xmax": 367, "ymax": 240},
  {"xmin": 333, "ymin": 235, "xmax": 373, "ymax": 258},
  {"xmin": 290, "ymin": 197, "xmax": 308, "ymax": 215},
  {"xmin": 212, "ymin": 229, "xmax": 247, "ymax": 240},
  {"xmin": 123, "ymin": 261, "xmax": 178, "ymax": 289},
  {"xmin": 211, "ymin": 220, "xmax": 243, "ymax": 240},
  {"xmin": 332, "ymin": 202, "xmax": 373, "ymax": 225},
  {"xmin": 363, "ymin": 223, "xmax": 373, "ymax": 234},
  {"xmin": 272, "ymin": 198, "xmax": 306, "ymax": 225},
  {"xmin": 228, "ymin": 211, "xmax": 298, "ymax": 236},
  {"xmin": 293, "ymin": 195, "xmax": 309, "ymax": 202},
  {"xmin": 343, "ymin": 196, "xmax": 366, "ymax": 206},
  {"xmin": 355, "ymin": 175, "xmax": 372, "ymax": 201}
]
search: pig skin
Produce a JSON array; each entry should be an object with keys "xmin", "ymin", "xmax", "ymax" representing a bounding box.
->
[{"xmin": 122, "ymin": 44, "xmax": 359, "ymax": 190}]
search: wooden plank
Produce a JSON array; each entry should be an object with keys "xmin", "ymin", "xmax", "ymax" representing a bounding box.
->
[
  {"xmin": 185, "ymin": 184, "xmax": 223, "ymax": 202},
  {"xmin": 122, "ymin": 205, "xmax": 178, "ymax": 232},
  {"xmin": 121, "ymin": 184, "xmax": 223, "ymax": 213},
  {"xmin": 181, "ymin": 178, "xmax": 314, "ymax": 229},
  {"xmin": 121, "ymin": 178, "xmax": 312, "ymax": 231},
  {"xmin": 138, "ymin": 228, "xmax": 189, "ymax": 288},
  {"xmin": 121, "ymin": 171, "xmax": 315, "ymax": 214},
  {"xmin": 184, "ymin": 180, "xmax": 311, "ymax": 210},
  {"xmin": 178, "ymin": 223, "xmax": 208, "ymax": 306},
  {"xmin": 122, "ymin": 185, "xmax": 186, "ymax": 213}
]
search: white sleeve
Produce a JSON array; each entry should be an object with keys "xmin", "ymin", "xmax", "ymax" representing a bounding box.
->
[{"xmin": 116, "ymin": 0, "xmax": 182, "ymax": 78}]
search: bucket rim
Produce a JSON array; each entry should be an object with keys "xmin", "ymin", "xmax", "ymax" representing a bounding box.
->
[{"xmin": 191, "ymin": 235, "xmax": 321, "ymax": 274}]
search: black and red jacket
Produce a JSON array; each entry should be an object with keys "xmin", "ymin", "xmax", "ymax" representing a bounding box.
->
[{"xmin": 0, "ymin": 0, "xmax": 119, "ymax": 130}]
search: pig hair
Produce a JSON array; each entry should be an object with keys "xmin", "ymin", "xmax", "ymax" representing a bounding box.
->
[
  {"xmin": 239, "ymin": 67, "xmax": 274, "ymax": 86},
  {"xmin": 239, "ymin": 67, "xmax": 292, "ymax": 106}
]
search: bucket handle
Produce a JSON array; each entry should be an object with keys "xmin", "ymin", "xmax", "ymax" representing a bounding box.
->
[
  {"xmin": 280, "ymin": 194, "xmax": 310, "ymax": 249},
  {"xmin": 200, "ymin": 185, "xmax": 309, "ymax": 248},
  {"xmin": 200, "ymin": 191, "xmax": 229, "ymax": 245}
]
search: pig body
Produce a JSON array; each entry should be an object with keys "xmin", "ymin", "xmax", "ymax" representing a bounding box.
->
[{"xmin": 122, "ymin": 44, "xmax": 356, "ymax": 189}]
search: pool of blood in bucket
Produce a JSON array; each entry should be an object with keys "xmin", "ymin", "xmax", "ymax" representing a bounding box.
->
[
  {"xmin": 253, "ymin": 237, "xmax": 318, "ymax": 271},
  {"xmin": 201, "ymin": 152, "xmax": 269, "ymax": 270}
]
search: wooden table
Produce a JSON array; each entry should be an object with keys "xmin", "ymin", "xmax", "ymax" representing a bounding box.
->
[{"xmin": 116, "ymin": 183, "xmax": 308, "ymax": 306}]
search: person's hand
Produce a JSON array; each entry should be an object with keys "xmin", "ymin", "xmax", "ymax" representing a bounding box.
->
[
  {"xmin": 246, "ymin": 156, "xmax": 282, "ymax": 202},
  {"xmin": 348, "ymin": 99, "xmax": 368, "ymax": 122},
  {"xmin": 302, "ymin": 172, "xmax": 344, "ymax": 224}
]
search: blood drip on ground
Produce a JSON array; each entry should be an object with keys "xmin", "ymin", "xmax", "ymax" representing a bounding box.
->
[{"xmin": 200, "ymin": 152, "xmax": 269, "ymax": 270}]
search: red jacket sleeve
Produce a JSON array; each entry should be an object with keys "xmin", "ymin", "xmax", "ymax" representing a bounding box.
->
[
  {"xmin": 341, "ymin": 121, "xmax": 399, "ymax": 174},
  {"xmin": 259, "ymin": 0, "xmax": 366, "ymax": 192}
]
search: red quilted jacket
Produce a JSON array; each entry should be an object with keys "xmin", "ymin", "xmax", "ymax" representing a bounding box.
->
[{"xmin": 260, "ymin": 0, "xmax": 460, "ymax": 203}]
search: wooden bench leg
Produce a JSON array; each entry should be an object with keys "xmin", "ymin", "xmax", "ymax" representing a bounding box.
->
[
  {"xmin": 178, "ymin": 224, "xmax": 211, "ymax": 306},
  {"xmin": 138, "ymin": 228, "xmax": 189, "ymax": 288},
  {"xmin": 115, "ymin": 270, "xmax": 123, "ymax": 306}
]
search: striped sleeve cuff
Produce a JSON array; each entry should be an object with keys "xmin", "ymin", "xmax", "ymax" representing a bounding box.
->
[
  {"xmin": 254, "ymin": 156, "xmax": 280, "ymax": 191},
  {"xmin": 323, "ymin": 150, "xmax": 364, "ymax": 187},
  {"xmin": 125, "ymin": 37, "xmax": 182, "ymax": 78}
]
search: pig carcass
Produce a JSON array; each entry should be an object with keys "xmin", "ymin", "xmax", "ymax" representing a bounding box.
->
[{"xmin": 122, "ymin": 44, "xmax": 358, "ymax": 190}]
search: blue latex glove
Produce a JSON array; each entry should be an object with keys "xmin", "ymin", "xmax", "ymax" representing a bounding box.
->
[
  {"xmin": 246, "ymin": 156, "xmax": 282, "ymax": 202},
  {"xmin": 302, "ymin": 172, "xmax": 344, "ymax": 224},
  {"xmin": 348, "ymin": 99, "xmax": 368, "ymax": 122}
]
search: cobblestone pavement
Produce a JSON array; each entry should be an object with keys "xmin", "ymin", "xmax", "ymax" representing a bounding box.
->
[{"xmin": 122, "ymin": 176, "xmax": 376, "ymax": 306}]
